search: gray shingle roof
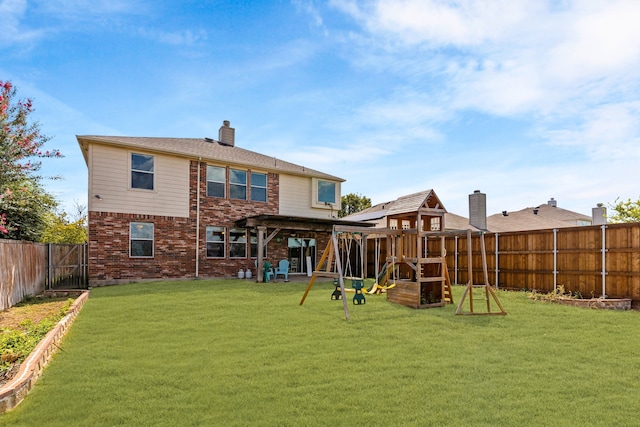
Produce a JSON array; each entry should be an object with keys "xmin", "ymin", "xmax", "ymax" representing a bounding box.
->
[
  {"xmin": 77, "ymin": 135, "xmax": 344, "ymax": 181},
  {"xmin": 386, "ymin": 189, "xmax": 446, "ymax": 216},
  {"xmin": 487, "ymin": 203, "xmax": 592, "ymax": 232}
]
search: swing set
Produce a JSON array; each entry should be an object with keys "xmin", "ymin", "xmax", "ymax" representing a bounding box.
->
[
  {"xmin": 299, "ymin": 225, "xmax": 506, "ymax": 320},
  {"xmin": 299, "ymin": 225, "xmax": 372, "ymax": 320}
]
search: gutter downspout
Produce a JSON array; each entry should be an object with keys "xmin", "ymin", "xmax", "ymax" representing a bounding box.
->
[{"xmin": 195, "ymin": 158, "xmax": 201, "ymax": 278}]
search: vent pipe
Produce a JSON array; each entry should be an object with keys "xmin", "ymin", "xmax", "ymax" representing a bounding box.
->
[
  {"xmin": 469, "ymin": 190, "xmax": 487, "ymax": 230},
  {"xmin": 218, "ymin": 120, "xmax": 235, "ymax": 147}
]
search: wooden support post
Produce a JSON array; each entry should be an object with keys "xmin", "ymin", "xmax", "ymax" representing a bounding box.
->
[{"xmin": 456, "ymin": 230, "xmax": 506, "ymax": 316}]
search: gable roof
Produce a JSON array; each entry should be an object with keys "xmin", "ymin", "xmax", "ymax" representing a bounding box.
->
[
  {"xmin": 386, "ymin": 189, "xmax": 446, "ymax": 217},
  {"xmin": 487, "ymin": 203, "xmax": 592, "ymax": 232},
  {"xmin": 77, "ymin": 135, "xmax": 344, "ymax": 182}
]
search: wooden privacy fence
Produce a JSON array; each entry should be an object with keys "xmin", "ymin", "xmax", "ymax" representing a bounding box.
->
[
  {"xmin": 0, "ymin": 240, "xmax": 87, "ymax": 311},
  {"xmin": 425, "ymin": 223, "xmax": 640, "ymax": 304}
]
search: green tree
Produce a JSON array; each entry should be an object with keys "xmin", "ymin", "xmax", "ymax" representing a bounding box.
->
[
  {"xmin": 339, "ymin": 193, "xmax": 372, "ymax": 218},
  {"xmin": 0, "ymin": 180, "xmax": 57, "ymax": 241},
  {"xmin": 1, "ymin": 80, "xmax": 61, "ymax": 240},
  {"xmin": 608, "ymin": 197, "xmax": 640, "ymax": 223},
  {"xmin": 40, "ymin": 202, "xmax": 88, "ymax": 244}
]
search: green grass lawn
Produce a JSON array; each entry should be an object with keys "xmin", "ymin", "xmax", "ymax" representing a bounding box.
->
[{"xmin": 1, "ymin": 279, "xmax": 639, "ymax": 426}]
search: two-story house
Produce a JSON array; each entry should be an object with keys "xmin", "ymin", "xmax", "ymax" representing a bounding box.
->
[{"xmin": 78, "ymin": 121, "xmax": 357, "ymax": 286}]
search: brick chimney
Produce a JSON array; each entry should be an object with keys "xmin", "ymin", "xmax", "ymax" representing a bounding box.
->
[{"xmin": 218, "ymin": 120, "xmax": 235, "ymax": 147}]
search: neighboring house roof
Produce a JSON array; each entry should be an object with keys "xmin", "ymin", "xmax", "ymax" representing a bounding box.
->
[
  {"xmin": 344, "ymin": 201, "xmax": 389, "ymax": 223},
  {"xmin": 77, "ymin": 135, "xmax": 344, "ymax": 182},
  {"xmin": 444, "ymin": 212, "xmax": 481, "ymax": 231},
  {"xmin": 347, "ymin": 192, "xmax": 593, "ymax": 233},
  {"xmin": 487, "ymin": 203, "xmax": 593, "ymax": 232}
]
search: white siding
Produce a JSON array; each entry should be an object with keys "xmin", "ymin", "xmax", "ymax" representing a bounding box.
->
[
  {"xmin": 279, "ymin": 174, "xmax": 340, "ymax": 219},
  {"xmin": 88, "ymin": 144, "xmax": 190, "ymax": 217}
]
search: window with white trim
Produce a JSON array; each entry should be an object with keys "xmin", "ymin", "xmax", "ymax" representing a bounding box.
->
[
  {"xmin": 250, "ymin": 172, "xmax": 267, "ymax": 202},
  {"xmin": 130, "ymin": 222, "xmax": 154, "ymax": 257},
  {"xmin": 230, "ymin": 169, "xmax": 247, "ymax": 200},
  {"xmin": 317, "ymin": 180, "xmax": 336, "ymax": 204},
  {"xmin": 206, "ymin": 165, "xmax": 225, "ymax": 198},
  {"xmin": 131, "ymin": 153, "xmax": 154, "ymax": 190},
  {"xmin": 250, "ymin": 229, "xmax": 259, "ymax": 258},
  {"xmin": 206, "ymin": 226, "xmax": 225, "ymax": 258},
  {"xmin": 229, "ymin": 228, "xmax": 247, "ymax": 258}
]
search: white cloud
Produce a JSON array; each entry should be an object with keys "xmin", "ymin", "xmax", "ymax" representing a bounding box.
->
[
  {"xmin": 292, "ymin": 0, "xmax": 324, "ymax": 28},
  {"xmin": 332, "ymin": 0, "xmax": 536, "ymax": 47},
  {"xmin": 543, "ymin": 101, "xmax": 640, "ymax": 160},
  {"xmin": 327, "ymin": 0, "xmax": 640, "ymax": 164},
  {"xmin": 0, "ymin": 0, "xmax": 45, "ymax": 46},
  {"xmin": 138, "ymin": 28, "xmax": 207, "ymax": 47}
]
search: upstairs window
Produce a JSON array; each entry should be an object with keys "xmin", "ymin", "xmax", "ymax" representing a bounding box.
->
[
  {"xmin": 251, "ymin": 172, "xmax": 267, "ymax": 202},
  {"xmin": 130, "ymin": 222, "xmax": 154, "ymax": 257},
  {"xmin": 207, "ymin": 166, "xmax": 226, "ymax": 198},
  {"xmin": 230, "ymin": 169, "xmax": 247, "ymax": 200},
  {"xmin": 317, "ymin": 180, "xmax": 336, "ymax": 204},
  {"xmin": 131, "ymin": 153, "xmax": 154, "ymax": 190}
]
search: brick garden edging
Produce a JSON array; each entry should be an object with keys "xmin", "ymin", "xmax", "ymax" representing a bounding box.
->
[{"xmin": 0, "ymin": 290, "xmax": 89, "ymax": 413}]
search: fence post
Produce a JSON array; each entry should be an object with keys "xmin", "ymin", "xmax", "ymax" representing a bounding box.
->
[
  {"xmin": 553, "ymin": 229, "xmax": 557, "ymax": 293},
  {"xmin": 495, "ymin": 233, "xmax": 499, "ymax": 289},
  {"xmin": 454, "ymin": 235, "xmax": 459, "ymax": 285},
  {"xmin": 601, "ymin": 225, "xmax": 607, "ymax": 298},
  {"xmin": 47, "ymin": 243, "xmax": 52, "ymax": 290}
]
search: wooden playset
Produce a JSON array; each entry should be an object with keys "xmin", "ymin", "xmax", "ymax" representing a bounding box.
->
[{"xmin": 299, "ymin": 190, "xmax": 506, "ymax": 319}]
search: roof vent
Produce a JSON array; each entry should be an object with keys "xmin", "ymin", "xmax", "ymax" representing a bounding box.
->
[
  {"xmin": 218, "ymin": 120, "xmax": 235, "ymax": 147},
  {"xmin": 502, "ymin": 211, "xmax": 508, "ymax": 216},
  {"xmin": 204, "ymin": 137, "xmax": 214, "ymax": 143},
  {"xmin": 533, "ymin": 208, "xmax": 539, "ymax": 215},
  {"xmin": 548, "ymin": 198, "xmax": 557, "ymax": 207}
]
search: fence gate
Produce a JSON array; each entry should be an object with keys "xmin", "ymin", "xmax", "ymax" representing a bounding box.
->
[{"xmin": 47, "ymin": 244, "xmax": 88, "ymax": 289}]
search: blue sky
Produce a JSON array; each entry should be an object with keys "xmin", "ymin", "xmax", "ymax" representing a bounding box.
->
[{"xmin": 2, "ymin": 0, "xmax": 640, "ymax": 217}]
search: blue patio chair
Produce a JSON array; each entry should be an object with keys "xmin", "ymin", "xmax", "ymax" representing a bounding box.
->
[{"xmin": 273, "ymin": 259, "xmax": 290, "ymax": 281}]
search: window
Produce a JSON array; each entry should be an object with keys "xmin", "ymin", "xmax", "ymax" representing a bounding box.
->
[
  {"xmin": 250, "ymin": 229, "xmax": 258, "ymax": 258},
  {"xmin": 317, "ymin": 180, "xmax": 336, "ymax": 204},
  {"xmin": 131, "ymin": 153, "xmax": 154, "ymax": 190},
  {"xmin": 230, "ymin": 169, "xmax": 247, "ymax": 200},
  {"xmin": 206, "ymin": 226, "xmax": 225, "ymax": 258},
  {"xmin": 248, "ymin": 230, "xmax": 267, "ymax": 258},
  {"xmin": 207, "ymin": 166, "xmax": 226, "ymax": 198},
  {"xmin": 229, "ymin": 228, "xmax": 247, "ymax": 258},
  {"xmin": 251, "ymin": 172, "xmax": 267, "ymax": 202},
  {"xmin": 130, "ymin": 222, "xmax": 154, "ymax": 257},
  {"xmin": 430, "ymin": 217, "xmax": 441, "ymax": 231}
]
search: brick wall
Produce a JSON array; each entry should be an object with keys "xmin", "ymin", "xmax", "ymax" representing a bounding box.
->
[{"xmin": 88, "ymin": 160, "xmax": 312, "ymax": 285}]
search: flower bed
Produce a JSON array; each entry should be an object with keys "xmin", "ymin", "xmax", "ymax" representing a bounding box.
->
[{"xmin": 0, "ymin": 290, "xmax": 89, "ymax": 413}]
